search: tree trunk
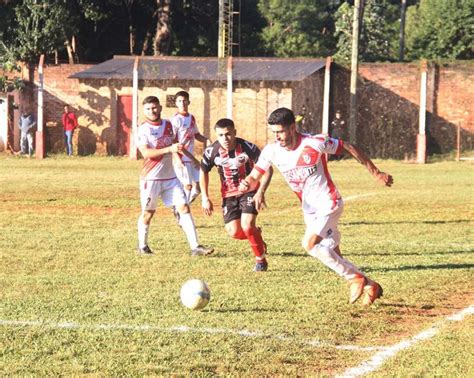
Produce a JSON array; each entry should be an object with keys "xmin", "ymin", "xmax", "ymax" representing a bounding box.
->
[
  {"xmin": 153, "ymin": 0, "xmax": 171, "ymax": 56},
  {"xmin": 399, "ymin": 0, "xmax": 407, "ymax": 61},
  {"xmin": 65, "ymin": 38, "xmax": 75, "ymax": 64}
]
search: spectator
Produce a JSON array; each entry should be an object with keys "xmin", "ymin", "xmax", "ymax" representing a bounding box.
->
[
  {"xmin": 19, "ymin": 110, "xmax": 36, "ymax": 157},
  {"xmin": 62, "ymin": 105, "xmax": 78, "ymax": 156}
]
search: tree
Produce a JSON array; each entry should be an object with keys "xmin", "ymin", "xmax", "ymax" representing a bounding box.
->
[
  {"xmin": 257, "ymin": 0, "xmax": 338, "ymax": 57},
  {"xmin": 405, "ymin": 0, "xmax": 474, "ymax": 60},
  {"xmin": 334, "ymin": 0, "xmax": 399, "ymax": 63}
]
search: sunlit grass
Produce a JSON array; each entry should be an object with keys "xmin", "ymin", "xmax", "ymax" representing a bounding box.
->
[{"xmin": 1, "ymin": 155, "xmax": 473, "ymax": 375}]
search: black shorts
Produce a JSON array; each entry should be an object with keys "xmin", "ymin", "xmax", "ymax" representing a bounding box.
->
[{"xmin": 222, "ymin": 191, "xmax": 258, "ymax": 224}]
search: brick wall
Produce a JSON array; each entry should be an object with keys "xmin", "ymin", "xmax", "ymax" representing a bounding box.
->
[{"xmin": 8, "ymin": 61, "xmax": 472, "ymax": 158}]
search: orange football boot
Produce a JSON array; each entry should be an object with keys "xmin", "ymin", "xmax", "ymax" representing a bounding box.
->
[{"xmin": 348, "ymin": 274, "xmax": 367, "ymax": 304}]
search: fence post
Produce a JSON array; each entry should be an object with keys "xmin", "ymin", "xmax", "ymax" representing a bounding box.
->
[{"xmin": 417, "ymin": 60, "xmax": 427, "ymax": 164}]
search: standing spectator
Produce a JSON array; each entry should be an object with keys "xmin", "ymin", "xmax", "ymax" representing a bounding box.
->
[
  {"xmin": 19, "ymin": 110, "xmax": 36, "ymax": 157},
  {"xmin": 329, "ymin": 110, "xmax": 346, "ymax": 161},
  {"xmin": 62, "ymin": 105, "xmax": 78, "ymax": 156}
]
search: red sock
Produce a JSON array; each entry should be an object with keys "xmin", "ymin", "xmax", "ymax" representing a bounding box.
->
[
  {"xmin": 232, "ymin": 229, "xmax": 247, "ymax": 240},
  {"xmin": 244, "ymin": 227, "xmax": 266, "ymax": 261}
]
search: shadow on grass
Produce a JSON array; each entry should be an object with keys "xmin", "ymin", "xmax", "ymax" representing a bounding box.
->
[
  {"xmin": 349, "ymin": 249, "xmax": 474, "ymax": 257},
  {"xmin": 362, "ymin": 263, "xmax": 474, "ymax": 273},
  {"xmin": 342, "ymin": 219, "xmax": 472, "ymax": 226}
]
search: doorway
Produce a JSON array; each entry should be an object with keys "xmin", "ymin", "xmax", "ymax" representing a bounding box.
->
[{"xmin": 117, "ymin": 95, "xmax": 133, "ymax": 156}]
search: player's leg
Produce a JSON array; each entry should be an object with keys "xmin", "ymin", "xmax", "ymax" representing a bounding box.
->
[
  {"xmin": 137, "ymin": 180, "xmax": 158, "ymax": 255},
  {"xmin": 189, "ymin": 164, "xmax": 201, "ymax": 203},
  {"xmin": 241, "ymin": 212, "xmax": 268, "ymax": 272},
  {"xmin": 27, "ymin": 132, "xmax": 34, "ymax": 156},
  {"xmin": 239, "ymin": 191, "xmax": 267, "ymax": 272},
  {"xmin": 165, "ymin": 179, "xmax": 213, "ymax": 256},
  {"xmin": 223, "ymin": 196, "xmax": 247, "ymax": 240},
  {"xmin": 303, "ymin": 203, "xmax": 382, "ymax": 305}
]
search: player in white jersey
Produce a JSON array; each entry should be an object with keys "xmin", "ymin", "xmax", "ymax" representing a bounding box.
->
[
  {"xmin": 136, "ymin": 96, "xmax": 213, "ymax": 257},
  {"xmin": 171, "ymin": 91, "xmax": 211, "ymax": 204},
  {"xmin": 239, "ymin": 107, "xmax": 393, "ymax": 306}
]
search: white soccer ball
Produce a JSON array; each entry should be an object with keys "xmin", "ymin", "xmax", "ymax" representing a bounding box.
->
[{"xmin": 180, "ymin": 279, "xmax": 210, "ymax": 310}]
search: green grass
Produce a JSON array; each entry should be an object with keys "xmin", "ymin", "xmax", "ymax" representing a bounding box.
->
[{"xmin": 1, "ymin": 155, "xmax": 473, "ymax": 375}]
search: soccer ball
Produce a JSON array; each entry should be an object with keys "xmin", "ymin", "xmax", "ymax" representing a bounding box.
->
[{"xmin": 180, "ymin": 279, "xmax": 210, "ymax": 310}]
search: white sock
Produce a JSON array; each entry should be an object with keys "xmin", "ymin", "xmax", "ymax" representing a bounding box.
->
[
  {"xmin": 137, "ymin": 216, "xmax": 149, "ymax": 249},
  {"xmin": 309, "ymin": 244, "xmax": 363, "ymax": 280},
  {"xmin": 179, "ymin": 212, "xmax": 199, "ymax": 249}
]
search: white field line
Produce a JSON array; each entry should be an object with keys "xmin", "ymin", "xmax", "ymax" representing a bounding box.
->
[
  {"xmin": 0, "ymin": 318, "xmax": 381, "ymax": 352},
  {"xmin": 344, "ymin": 193, "xmax": 376, "ymax": 202},
  {"xmin": 337, "ymin": 304, "xmax": 474, "ymax": 378}
]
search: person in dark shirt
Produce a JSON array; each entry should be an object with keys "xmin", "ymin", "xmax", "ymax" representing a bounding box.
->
[{"xmin": 200, "ymin": 118, "xmax": 273, "ymax": 272}]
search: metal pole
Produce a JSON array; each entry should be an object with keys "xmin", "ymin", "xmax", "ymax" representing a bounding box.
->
[
  {"xmin": 130, "ymin": 56, "xmax": 139, "ymax": 160},
  {"xmin": 417, "ymin": 60, "xmax": 427, "ymax": 164},
  {"xmin": 349, "ymin": 0, "xmax": 361, "ymax": 144},
  {"xmin": 322, "ymin": 57, "xmax": 332, "ymax": 135},
  {"xmin": 227, "ymin": 56, "xmax": 233, "ymax": 119},
  {"xmin": 36, "ymin": 54, "xmax": 45, "ymax": 159}
]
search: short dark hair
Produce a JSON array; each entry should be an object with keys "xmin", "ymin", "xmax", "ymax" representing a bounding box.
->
[
  {"xmin": 143, "ymin": 96, "xmax": 160, "ymax": 105},
  {"xmin": 174, "ymin": 91, "xmax": 189, "ymax": 101},
  {"xmin": 267, "ymin": 107, "xmax": 295, "ymax": 127},
  {"xmin": 214, "ymin": 118, "xmax": 235, "ymax": 130}
]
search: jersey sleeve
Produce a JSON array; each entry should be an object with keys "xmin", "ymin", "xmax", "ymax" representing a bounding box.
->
[
  {"xmin": 200, "ymin": 143, "xmax": 216, "ymax": 172},
  {"xmin": 136, "ymin": 125, "xmax": 148, "ymax": 147},
  {"xmin": 309, "ymin": 135, "xmax": 344, "ymax": 155},
  {"xmin": 254, "ymin": 144, "xmax": 273, "ymax": 174}
]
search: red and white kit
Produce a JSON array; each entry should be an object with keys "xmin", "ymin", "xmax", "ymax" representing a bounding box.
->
[
  {"xmin": 171, "ymin": 112, "xmax": 201, "ymax": 183},
  {"xmin": 137, "ymin": 119, "xmax": 186, "ymax": 210},
  {"xmin": 255, "ymin": 133, "xmax": 345, "ymax": 245}
]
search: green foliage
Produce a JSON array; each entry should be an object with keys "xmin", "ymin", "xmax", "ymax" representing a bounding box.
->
[
  {"xmin": 258, "ymin": 0, "xmax": 337, "ymax": 57},
  {"xmin": 334, "ymin": 0, "xmax": 399, "ymax": 63},
  {"xmin": 405, "ymin": 0, "xmax": 474, "ymax": 60}
]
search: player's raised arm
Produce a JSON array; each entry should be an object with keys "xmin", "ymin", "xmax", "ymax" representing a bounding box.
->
[
  {"xmin": 199, "ymin": 168, "xmax": 214, "ymax": 216},
  {"xmin": 343, "ymin": 141, "xmax": 394, "ymax": 187}
]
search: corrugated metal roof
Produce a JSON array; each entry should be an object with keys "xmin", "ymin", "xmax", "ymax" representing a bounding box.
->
[{"xmin": 70, "ymin": 56, "xmax": 326, "ymax": 82}]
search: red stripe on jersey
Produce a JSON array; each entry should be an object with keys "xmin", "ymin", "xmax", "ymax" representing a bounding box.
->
[
  {"xmin": 335, "ymin": 139, "xmax": 344, "ymax": 155},
  {"xmin": 235, "ymin": 143, "xmax": 247, "ymax": 180},
  {"xmin": 321, "ymin": 154, "xmax": 339, "ymax": 208},
  {"xmin": 255, "ymin": 166, "xmax": 266, "ymax": 175},
  {"xmin": 142, "ymin": 157, "xmax": 162, "ymax": 177}
]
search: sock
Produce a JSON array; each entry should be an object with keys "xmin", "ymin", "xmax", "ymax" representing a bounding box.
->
[
  {"xmin": 184, "ymin": 189, "xmax": 192, "ymax": 203},
  {"xmin": 179, "ymin": 212, "xmax": 199, "ymax": 249},
  {"xmin": 190, "ymin": 187, "xmax": 200, "ymax": 201},
  {"xmin": 244, "ymin": 227, "xmax": 266, "ymax": 261},
  {"xmin": 309, "ymin": 244, "xmax": 362, "ymax": 280},
  {"xmin": 137, "ymin": 216, "xmax": 149, "ymax": 249},
  {"xmin": 232, "ymin": 229, "xmax": 247, "ymax": 240}
]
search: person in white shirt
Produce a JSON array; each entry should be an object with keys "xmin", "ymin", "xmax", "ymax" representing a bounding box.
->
[
  {"xmin": 239, "ymin": 107, "xmax": 393, "ymax": 306},
  {"xmin": 136, "ymin": 95, "xmax": 213, "ymax": 257},
  {"xmin": 171, "ymin": 91, "xmax": 211, "ymax": 204}
]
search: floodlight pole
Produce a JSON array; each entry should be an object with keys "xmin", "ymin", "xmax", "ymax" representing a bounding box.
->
[
  {"xmin": 349, "ymin": 0, "xmax": 362, "ymax": 144},
  {"xmin": 36, "ymin": 54, "xmax": 45, "ymax": 159},
  {"xmin": 130, "ymin": 56, "xmax": 139, "ymax": 160},
  {"xmin": 322, "ymin": 57, "xmax": 332, "ymax": 135},
  {"xmin": 227, "ymin": 56, "xmax": 233, "ymax": 119},
  {"xmin": 417, "ymin": 60, "xmax": 428, "ymax": 164}
]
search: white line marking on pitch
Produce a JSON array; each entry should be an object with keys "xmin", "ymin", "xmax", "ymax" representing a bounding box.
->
[
  {"xmin": 344, "ymin": 193, "xmax": 376, "ymax": 202},
  {"xmin": 337, "ymin": 304, "xmax": 474, "ymax": 378},
  {"xmin": 0, "ymin": 319, "xmax": 381, "ymax": 352}
]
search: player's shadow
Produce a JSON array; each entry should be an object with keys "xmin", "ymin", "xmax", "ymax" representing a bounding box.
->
[
  {"xmin": 342, "ymin": 219, "xmax": 471, "ymax": 226},
  {"xmin": 349, "ymin": 249, "xmax": 474, "ymax": 257},
  {"xmin": 361, "ymin": 262, "xmax": 474, "ymax": 273}
]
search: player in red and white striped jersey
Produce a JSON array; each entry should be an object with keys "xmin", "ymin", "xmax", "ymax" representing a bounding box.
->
[
  {"xmin": 240, "ymin": 107, "xmax": 393, "ymax": 305},
  {"xmin": 171, "ymin": 91, "xmax": 211, "ymax": 204},
  {"xmin": 136, "ymin": 96, "xmax": 213, "ymax": 257}
]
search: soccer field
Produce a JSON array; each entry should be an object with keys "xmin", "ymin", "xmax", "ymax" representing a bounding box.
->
[{"xmin": 1, "ymin": 155, "xmax": 473, "ymax": 376}]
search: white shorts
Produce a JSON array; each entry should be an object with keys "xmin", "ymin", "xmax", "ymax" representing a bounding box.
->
[
  {"xmin": 303, "ymin": 200, "xmax": 343, "ymax": 249},
  {"xmin": 175, "ymin": 161, "xmax": 200, "ymax": 186},
  {"xmin": 140, "ymin": 178, "xmax": 187, "ymax": 211}
]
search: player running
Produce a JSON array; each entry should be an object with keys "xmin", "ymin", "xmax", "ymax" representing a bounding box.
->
[
  {"xmin": 239, "ymin": 107, "xmax": 393, "ymax": 304},
  {"xmin": 200, "ymin": 118, "xmax": 273, "ymax": 272},
  {"xmin": 136, "ymin": 95, "xmax": 213, "ymax": 257},
  {"xmin": 171, "ymin": 91, "xmax": 211, "ymax": 204}
]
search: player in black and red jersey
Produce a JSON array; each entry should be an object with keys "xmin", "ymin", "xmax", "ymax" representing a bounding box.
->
[{"xmin": 200, "ymin": 118, "xmax": 273, "ymax": 271}]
